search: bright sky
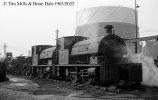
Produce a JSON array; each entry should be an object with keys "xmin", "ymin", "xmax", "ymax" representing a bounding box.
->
[{"xmin": 0, "ymin": 0, "xmax": 158, "ymax": 57}]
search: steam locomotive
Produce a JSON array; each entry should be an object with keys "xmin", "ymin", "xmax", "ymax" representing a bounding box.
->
[
  {"xmin": 28, "ymin": 25, "xmax": 142, "ymax": 85},
  {"xmin": 3, "ymin": 52, "xmax": 31, "ymax": 75}
]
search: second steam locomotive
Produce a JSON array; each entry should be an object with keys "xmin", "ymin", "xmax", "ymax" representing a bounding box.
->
[{"xmin": 28, "ymin": 25, "xmax": 142, "ymax": 85}]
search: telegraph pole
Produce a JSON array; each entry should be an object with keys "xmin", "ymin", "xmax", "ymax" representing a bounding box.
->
[
  {"xmin": 28, "ymin": 50, "xmax": 31, "ymax": 57},
  {"xmin": 135, "ymin": 0, "xmax": 139, "ymax": 53},
  {"xmin": 3, "ymin": 43, "xmax": 7, "ymax": 57},
  {"xmin": 56, "ymin": 29, "xmax": 59, "ymax": 43},
  {"xmin": 135, "ymin": 0, "xmax": 138, "ymax": 39},
  {"xmin": 56, "ymin": 29, "xmax": 59, "ymax": 64}
]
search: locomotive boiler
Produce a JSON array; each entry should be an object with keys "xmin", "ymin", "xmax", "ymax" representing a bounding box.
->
[{"xmin": 29, "ymin": 25, "xmax": 142, "ymax": 85}]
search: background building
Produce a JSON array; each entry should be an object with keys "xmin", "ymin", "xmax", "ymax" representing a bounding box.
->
[
  {"xmin": 76, "ymin": 6, "xmax": 138, "ymax": 39},
  {"xmin": 75, "ymin": 6, "xmax": 140, "ymax": 53}
]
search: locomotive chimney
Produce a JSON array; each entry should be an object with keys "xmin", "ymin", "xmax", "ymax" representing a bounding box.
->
[{"xmin": 104, "ymin": 25, "xmax": 113, "ymax": 34}]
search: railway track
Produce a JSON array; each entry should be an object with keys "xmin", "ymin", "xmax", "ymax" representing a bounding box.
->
[
  {"xmin": 25, "ymin": 75, "xmax": 145, "ymax": 93},
  {"xmin": 7, "ymin": 74, "xmax": 158, "ymax": 99}
]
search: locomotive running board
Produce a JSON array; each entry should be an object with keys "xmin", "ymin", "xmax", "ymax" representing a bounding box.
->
[
  {"xmin": 30, "ymin": 65, "xmax": 52, "ymax": 67},
  {"xmin": 55, "ymin": 64, "xmax": 100, "ymax": 67},
  {"xmin": 124, "ymin": 35, "xmax": 158, "ymax": 43}
]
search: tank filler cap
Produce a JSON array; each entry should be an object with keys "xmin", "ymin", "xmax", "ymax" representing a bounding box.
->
[{"xmin": 104, "ymin": 25, "xmax": 114, "ymax": 34}]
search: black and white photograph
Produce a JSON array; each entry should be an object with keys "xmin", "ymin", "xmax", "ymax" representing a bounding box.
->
[{"xmin": 0, "ymin": 0, "xmax": 158, "ymax": 99}]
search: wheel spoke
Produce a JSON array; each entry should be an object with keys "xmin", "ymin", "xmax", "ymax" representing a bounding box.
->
[
  {"xmin": 82, "ymin": 76, "xmax": 93, "ymax": 85},
  {"xmin": 40, "ymin": 74, "xmax": 44, "ymax": 78},
  {"xmin": 46, "ymin": 74, "xmax": 51, "ymax": 79},
  {"xmin": 69, "ymin": 67, "xmax": 78, "ymax": 83}
]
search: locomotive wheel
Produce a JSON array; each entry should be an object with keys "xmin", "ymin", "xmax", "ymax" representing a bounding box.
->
[
  {"xmin": 40, "ymin": 74, "xmax": 45, "ymax": 78},
  {"xmin": 82, "ymin": 76, "xmax": 93, "ymax": 85},
  {"xmin": 26, "ymin": 72, "xmax": 30, "ymax": 76},
  {"xmin": 69, "ymin": 67, "xmax": 78, "ymax": 83},
  {"xmin": 46, "ymin": 74, "xmax": 51, "ymax": 79}
]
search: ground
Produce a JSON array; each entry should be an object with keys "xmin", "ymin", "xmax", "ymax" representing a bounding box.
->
[{"xmin": 0, "ymin": 75, "xmax": 158, "ymax": 100}]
